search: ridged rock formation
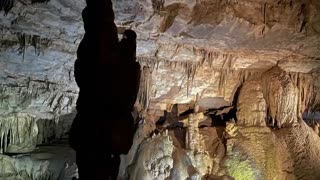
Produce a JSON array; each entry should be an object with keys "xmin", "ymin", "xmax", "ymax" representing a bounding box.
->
[
  {"xmin": 0, "ymin": 0, "xmax": 82, "ymax": 153},
  {"xmin": 225, "ymin": 121, "xmax": 320, "ymax": 180},
  {"xmin": 237, "ymin": 79, "xmax": 267, "ymax": 126},
  {"xmin": 262, "ymin": 66, "xmax": 299, "ymax": 127},
  {"xmin": 0, "ymin": 0, "xmax": 320, "ymax": 179}
]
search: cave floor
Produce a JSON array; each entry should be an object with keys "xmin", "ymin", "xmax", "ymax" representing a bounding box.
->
[
  {"xmin": 1, "ymin": 141, "xmax": 78, "ymax": 180},
  {"xmin": 35, "ymin": 143, "xmax": 78, "ymax": 180}
]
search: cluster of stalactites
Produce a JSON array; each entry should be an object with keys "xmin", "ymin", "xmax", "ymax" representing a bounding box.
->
[
  {"xmin": 262, "ymin": 66, "xmax": 299, "ymax": 128},
  {"xmin": 0, "ymin": 113, "xmax": 57, "ymax": 154},
  {"xmin": 289, "ymin": 72, "xmax": 320, "ymax": 114},
  {"xmin": 0, "ymin": 0, "xmax": 14, "ymax": 14},
  {"xmin": 137, "ymin": 66, "xmax": 153, "ymax": 109},
  {"xmin": 0, "ymin": 113, "xmax": 38, "ymax": 153},
  {"xmin": 0, "ymin": 29, "xmax": 52, "ymax": 61},
  {"xmin": 137, "ymin": 52, "xmax": 260, "ymax": 109},
  {"xmin": 137, "ymin": 48, "xmax": 319, "ymax": 128}
]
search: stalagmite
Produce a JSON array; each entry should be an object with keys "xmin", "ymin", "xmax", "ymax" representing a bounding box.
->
[{"xmin": 138, "ymin": 66, "xmax": 154, "ymax": 109}]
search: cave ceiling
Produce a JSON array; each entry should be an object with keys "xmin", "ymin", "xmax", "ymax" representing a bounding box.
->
[{"xmin": 0, "ymin": 0, "xmax": 319, "ymax": 114}]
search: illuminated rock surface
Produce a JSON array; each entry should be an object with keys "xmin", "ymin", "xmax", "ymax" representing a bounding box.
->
[
  {"xmin": 226, "ymin": 121, "xmax": 320, "ymax": 180},
  {"xmin": 1, "ymin": 0, "xmax": 320, "ymax": 179},
  {"xmin": 0, "ymin": 145, "xmax": 76, "ymax": 180}
]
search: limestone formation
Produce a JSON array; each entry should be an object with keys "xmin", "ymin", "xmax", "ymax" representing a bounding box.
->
[
  {"xmin": 225, "ymin": 121, "xmax": 320, "ymax": 180},
  {"xmin": 311, "ymin": 122, "xmax": 319, "ymax": 136},
  {"xmin": 128, "ymin": 132, "xmax": 174, "ymax": 180},
  {"xmin": 185, "ymin": 112, "xmax": 203, "ymax": 152},
  {"xmin": 0, "ymin": 0, "xmax": 320, "ymax": 179},
  {"xmin": 0, "ymin": 146, "xmax": 75, "ymax": 180},
  {"xmin": 237, "ymin": 80, "xmax": 267, "ymax": 126},
  {"xmin": 262, "ymin": 66, "xmax": 299, "ymax": 128},
  {"xmin": 225, "ymin": 119, "xmax": 238, "ymax": 138}
]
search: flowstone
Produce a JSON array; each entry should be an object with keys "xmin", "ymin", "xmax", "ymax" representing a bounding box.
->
[
  {"xmin": 120, "ymin": 108, "xmax": 226, "ymax": 180},
  {"xmin": 262, "ymin": 66, "xmax": 299, "ymax": 128},
  {"xmin": 225, "ymin": 121, "xmax": 320, "ymax": 180},
  {"xmin": 128, "ymin": 132, "xmax": 174, "ymax": 180}
]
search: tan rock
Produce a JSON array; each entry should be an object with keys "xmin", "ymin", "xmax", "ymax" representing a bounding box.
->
[
  {"xmin": 225, "ymin": 121, "xmax": 320, "ymax": 180},
  {"xmin": 262, "ymin": 66, "xmax": 299, "ymax": 127},
  {"xmin": 237, "ymin": 80, "xmax": 267, "ymax": 126}
]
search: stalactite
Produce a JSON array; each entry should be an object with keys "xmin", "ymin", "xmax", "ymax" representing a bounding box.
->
[
  {"xmin": 136, "ymin": 51, "xmax": 266, "ymax": 110},
  {"xmin": 0, "ymin": 113, "xmax": 62, "ymax": 154},
  {"xmin": 193, "ymin": 47, "xmax": 237, "ymax": 69},
  {"xmin": 262, "ymin": 66, "xmax": 299, "ymax": 128},
  {"xmin": 31, "ymin": 35, "xmax": 41, "ymax": 56},
  {"xmin": 138, "ymin": 66, "xmax": 153, "ymax": 110},
  {"xmin": 289, "ymin": 72, "xmax": 320, "ymax": 113},
  {"xmin": 261, "ymin": 2, "xmax": 267, "ymax": 36},
  {"xmin": 0, "ymin": 0, "xmax": 14, "ymax": 14},
  {"xmin": 139, "ymin": 43, "xmax": 239, "ymax": 72},
  {"xmin": 137, "ymin": 56, "xmax": 157, "ymax": 70},
  {"xmin": 15, "ymin": 33, "xmax": 52, "ymax": 59},
  {"xmin": 0, "ymin": 113, "xmax": 38, "ymax": 153},
  {"xmin": 17, "ymin": 33, "xmax": 26, "ymax": 61},
  {"xmin": 218, "ymin": 69, "xmax": 227, "ymax": 96},
  {"xmin": 1, "ymin": 28, "xmax": 4, "ymax": 39},
  {"xmin": 36, "ymin": 118, "xmax": 55, "ymax": 144}
]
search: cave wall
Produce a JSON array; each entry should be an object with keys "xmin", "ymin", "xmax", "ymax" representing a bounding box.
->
[
  {"xmin": 1, "ymin": 0, "xmax": 320, "ymax": 119},
  {"xmin": 0, "ymin": 0, "xmax": 320, "ymax": 179},
  {"xmin": 0, "ymin": 0, "xmax": 85, "ymax": 153}
]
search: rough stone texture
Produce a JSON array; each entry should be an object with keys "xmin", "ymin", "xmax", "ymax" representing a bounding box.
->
[
  {"xmin": 119, "ymin": 112, "xmax": 227, "ymax": 179},
  {"xmin": 1, "ymin": 0, "xmax": 320, "ymax": 179},
  {"xmin": 119, "ymin": 127, "xmax": 224, "ymax": 180},
  {"xmin": 0, "ymin": 0, "xmax": 83, "ymax": 152},
  {"xmin": 225, "ymin": 121, "xmax": 320, "ymax": 180},
  {"xmin": 0, "ymin": 113, "xmax": 38, "ymax": 153},
  {"xmin": 127, "ymin": 132, "xmax": 174, "ymax": 180},
  {"xmin": 291, "ymin": 72, "xmax": 320, "ymax": 113},
  {"xmin": 118, "ymin": 0, "xmax": 320, "ymax": 110},
  {"xmin": 237, "ymin": 79, "xmax": 267, "ymax": 126},
  {"xmin": 199, "ymin": 127, "xmax": 225, "ymax": 175},
  {"xmin": 262, "ymin": 66, "xmax": 299, "ymax": 127},
  {"xmin": 0, "ymin": 112, "xmax": 71, "ymax": 153},
  {"xmin": 1, "ymin": 0, "xmax": 320, "ymax": 118},
  {"xmin": 0, "ymin": 145, "xmax": 76, "ymax": 180}
]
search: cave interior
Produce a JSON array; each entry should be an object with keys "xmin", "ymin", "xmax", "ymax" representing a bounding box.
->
[{"xmin": 0, "ymin": 0, "xmax": 320, "ymax": 179}]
